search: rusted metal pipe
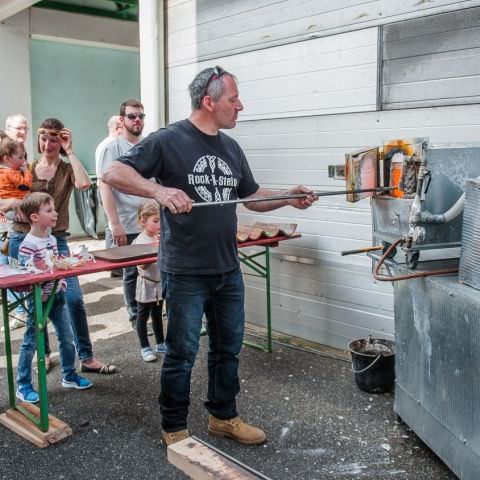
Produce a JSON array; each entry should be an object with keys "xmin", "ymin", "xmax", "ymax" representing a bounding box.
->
[
  {"xmin": 373, "ymin": 239, "xmax": 458, "ymax": 282},
  {"xmin": 341, "ymin": 246, "xmax": 383, "ymax": 256}
]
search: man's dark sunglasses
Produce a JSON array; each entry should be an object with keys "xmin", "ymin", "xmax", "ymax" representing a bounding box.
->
[
  {"xmin": 204, "ymin": 66, "xmax": 225, "ymax": 96},
  {"xmin": 125, "ymin": 113, "xmax": 146, "ymax": 120}
]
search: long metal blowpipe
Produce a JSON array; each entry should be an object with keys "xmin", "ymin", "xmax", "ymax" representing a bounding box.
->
[{"xmin": 191, "ymin": 186, "xmax": 396, "ymax": 208}]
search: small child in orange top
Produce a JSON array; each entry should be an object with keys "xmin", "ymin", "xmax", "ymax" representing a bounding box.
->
[{"xmin": 0, "ymin": 130, "xmax": 32, "ymax": 200}]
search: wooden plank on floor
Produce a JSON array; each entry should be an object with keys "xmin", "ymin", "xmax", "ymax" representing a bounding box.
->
[
  {"xmin": 167, "ymin": 437, "xmax": 259, "ymax": 479},
  {"xmin": 0, "ymin": 403, "xmax": 72, "ymax": 447}
]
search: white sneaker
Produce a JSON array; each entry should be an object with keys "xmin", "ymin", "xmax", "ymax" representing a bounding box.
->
[
  {"xmin": 10, "ymin": 316, "xmax": 26, "ymax": 330},
  {"xmin": 1, "ymin": 313, "xmax": 26, "ymax": 332},
  {"xmin": 141, "ymin": 347, "xmax": 157, "ymax": 362}
]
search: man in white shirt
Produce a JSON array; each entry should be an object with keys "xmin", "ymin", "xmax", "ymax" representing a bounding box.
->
[
  {"xmin": 95, "ymin": 115, "xmax": 122, "ymax": 257},
  {"xmin": 95, "ymin": 115, "xmax": 122, "ymax": 183},
  {"xmin": 97, "ymin": 100, "xmax": 145, "ymax": 328}
]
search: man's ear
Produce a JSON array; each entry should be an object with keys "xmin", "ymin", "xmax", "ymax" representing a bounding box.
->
[
  {"xmin": 202, "ymin": 95, "xmax": 215, "ymax": 112},
  {"xmin": 30, "ymin": 213, "xmax": 38, "ymax": 223}
]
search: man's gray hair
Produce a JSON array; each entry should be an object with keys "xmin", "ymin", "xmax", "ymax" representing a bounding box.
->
[
  {"xmin": 5, "ymin": 114, "xmax": 27, "ymax": 129},
  {"xmin": 188, "ymin": 66, "xmax": 235, "ymax": 109},
  {"xmin": 107, "ymin": 115, "xmax": 120, "ymax": 129}
]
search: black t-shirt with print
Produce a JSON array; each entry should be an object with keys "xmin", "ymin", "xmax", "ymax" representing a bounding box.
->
[{"xmin": 117, "ymin": 119, "xmax": 259, "ymax": 275}]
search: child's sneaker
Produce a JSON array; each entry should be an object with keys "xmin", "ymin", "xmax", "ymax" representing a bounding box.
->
[
  {"xmin": 155, "ymin": 343, "xmax": 167, "ymax": 354},
  {"xmin": 16, "ymin": 384, "xmax": 39, "ymax": 403},
  {"xmin": 10, "ymin": 313, "xmax": 27, "ymax": 330},
  {"xmin": 1, "ymin": 312, "xmax": 27, "ymax": 332},
  {"xmin": 62, "ymin": 374, "xmax": 93, "ymax": 390},
  {"xmin": 141, "ymin": 347, "xmax": 157, "ymax": 362}
]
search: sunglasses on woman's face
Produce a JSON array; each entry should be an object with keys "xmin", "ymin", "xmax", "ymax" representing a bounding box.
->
[{"xmin": 37, "ymin": 128, "xmax": 62, "ymax": 137}]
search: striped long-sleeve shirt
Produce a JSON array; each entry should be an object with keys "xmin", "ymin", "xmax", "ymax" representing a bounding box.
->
[{"xmin": 18, "ymin": 233, "xmax": 67, "ymax": 296}]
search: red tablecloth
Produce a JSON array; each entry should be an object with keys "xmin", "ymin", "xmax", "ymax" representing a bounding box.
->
[{"xmin": 0, "ymin": 234, "xmax": 301, "ymax": 289}]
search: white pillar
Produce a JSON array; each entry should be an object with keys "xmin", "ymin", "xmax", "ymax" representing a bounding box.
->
[
  {"xmin": 0, "ymin": 10, "xmax": 33, "ymax": 158},
  {"xmin": 0, "ymin": 0, "xmax": 36, "ymax": 21},
  {"xmin": 138, "ymin": 0, "xmax": 166, "ymax": 134}
]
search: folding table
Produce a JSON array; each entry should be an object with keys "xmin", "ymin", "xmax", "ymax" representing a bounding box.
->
[
  {"xmin": 0, "ymin": 255, "xmax": 157, "ymax": 446},
  {"xmin": 0, "ymin": 233, "xmax": 301, "ymax": 445}
]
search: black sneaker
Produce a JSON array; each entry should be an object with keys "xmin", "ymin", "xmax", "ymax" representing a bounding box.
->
[{"xmin": 110, "ymin": 269, "xmax": 123, "ymax": 278}]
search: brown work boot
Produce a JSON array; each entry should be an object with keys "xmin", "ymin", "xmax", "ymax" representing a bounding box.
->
[
  {"xmin": 208, "ymin": 415, "xmax": 267, "ymax": 445},
  {"xmin": 161, "ymin": 429, "xmax": 190, "ymax": 446}
]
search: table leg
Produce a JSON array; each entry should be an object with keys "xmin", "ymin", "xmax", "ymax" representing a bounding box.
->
[
  {"xmin": 1, "ymin": 288, "xmax": 16, "ymax": 408},
  {"xmin": 239, "ymin": 247, "xmax": 273, "ymax": 353},
  {"xmin": 16, "ymin": 283, "xmax": 57, "ymax": 432},
  {"xmin": 265, "ymin": 246, "xmax": 272, "ymax": 353},
  {"xmin": 35, "ymin": 284, "xmax": 49, "ymax": 432}
]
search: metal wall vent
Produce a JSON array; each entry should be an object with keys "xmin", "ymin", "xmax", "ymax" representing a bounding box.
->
[{"xmin": 459, "ymin": 178, "xmax": 480, "ymax": 289}]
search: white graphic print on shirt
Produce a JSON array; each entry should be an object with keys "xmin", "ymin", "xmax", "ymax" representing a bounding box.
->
[{"xmin": 188, "ymin": 155, "xmax": 239, "ymax": 203}]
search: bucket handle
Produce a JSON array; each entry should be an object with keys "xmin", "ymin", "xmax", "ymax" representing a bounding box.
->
[{"xmin": 352, "ymin": 354, "xmax": 381, "ymax": 374}]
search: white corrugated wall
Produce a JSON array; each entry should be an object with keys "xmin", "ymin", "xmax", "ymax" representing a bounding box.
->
[{"xmin": 166, "ymin": 0, "xmax": 480, "ymax": 349}]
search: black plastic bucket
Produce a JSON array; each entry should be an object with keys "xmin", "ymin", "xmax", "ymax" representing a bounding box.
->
[{"xmin": 347, "ymin": 336, "xmax": 395, "ymax": 393}]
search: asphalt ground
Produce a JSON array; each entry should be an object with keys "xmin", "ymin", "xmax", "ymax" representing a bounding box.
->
[{"xmin": 0, "ymin": 239, "xmax": 456, "ymax": 480}]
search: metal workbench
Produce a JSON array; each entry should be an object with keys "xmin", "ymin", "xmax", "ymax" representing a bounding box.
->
[{"xmin": 392, "ymin": 259, "xmax": 479, "ymax": 480}]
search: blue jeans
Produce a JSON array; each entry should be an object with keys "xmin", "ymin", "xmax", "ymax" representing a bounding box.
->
[
  {"xmin": 104, "ymin": 224, "xmax": 114, "ymax": 249},
  {"xmin": 123, "ymin": 233, "xmax": 139, "ymax": 325},
  {"xmin": 160, "ymin": 267, "xmax": 245, "ymax": 432},
  {"xmin": 9, "ymin": 232, "xmax": 94, "ymax": 362},
  {"xmin": 16, "ymin": 291, "xmax": 77, "ymax": 386}
]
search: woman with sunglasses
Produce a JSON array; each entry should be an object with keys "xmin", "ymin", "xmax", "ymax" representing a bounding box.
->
[{"xmin": 8, "ymin": 118, "xmax": 116, "ymax": 375}]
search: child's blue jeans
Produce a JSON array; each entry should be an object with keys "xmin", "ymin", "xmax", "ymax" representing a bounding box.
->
[
  {"xmin": 9, "ymin": 232, "xmax": 94, "ymax": 362},
  {"xmin": 16, "ymin": 291, "xmax": 77, "ymax": 387}
]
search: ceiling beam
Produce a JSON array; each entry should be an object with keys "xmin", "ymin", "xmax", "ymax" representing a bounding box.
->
[
  {"xmin": 110, "ymin": 0, "xmax": 138, "ymax": 6},
  {"xmin": 36, "ymin": 0, "xmax": 137, "ymax": 21},
  {"xmin": 0, "ymin": 0, "xmax": 39, "ymax": 21}
]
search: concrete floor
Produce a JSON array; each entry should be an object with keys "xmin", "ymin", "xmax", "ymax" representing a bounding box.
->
[{"xmin": 0, "ymin": 239, "xmax": 457, "ymax": 480}]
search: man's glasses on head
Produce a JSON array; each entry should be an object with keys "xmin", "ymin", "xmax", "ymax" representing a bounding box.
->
[
  {"xmin": 125, "ymin": 113, "xmax": 146, "ymax": 120},
  {"xmin": 203, "ymin": 66, "xmax": 225, "ymax": 96}
]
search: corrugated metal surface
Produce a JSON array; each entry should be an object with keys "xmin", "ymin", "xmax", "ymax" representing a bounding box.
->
[
  {"xmin": 383, "ymin": 6, "xmax": 480, "ymax": 109},
  {"xmin": 459, "ymin": 178, "xmax": 480, "ymax": 289},
  {"xmin": 168, "ymin": 27, "xmax": 378, "ymax": 122},
  {"xmin": 394, "ymin": 270, "xmax": 480, "ymax": 479},
  {"xmin": 167, "ymin": 0, "xmax": 478, "ymax": 66},
  {"xmin": 235, "ymin": 106, "xmax": 480, "ymax": 348},
  {"xmin": 166, "ymin": 0, "xmax": 480, "ymax": 349}
]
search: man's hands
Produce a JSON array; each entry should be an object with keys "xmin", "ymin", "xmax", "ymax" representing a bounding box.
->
[
  {"xmin": 286, "ymin": 185, "xmax": 318, "ymax": 209},
  {"xmin": 154, "ymin": 186, "xmax": 193, "ymax": 214},
  {"xmin": 110, "ymin": 222, "xmax": 127, "ymax": 247}
]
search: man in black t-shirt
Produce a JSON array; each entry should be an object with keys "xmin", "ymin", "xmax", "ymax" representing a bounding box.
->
[{"xmin": 103, "ymin": 66, "xmax": 317, "ymax": 447}]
